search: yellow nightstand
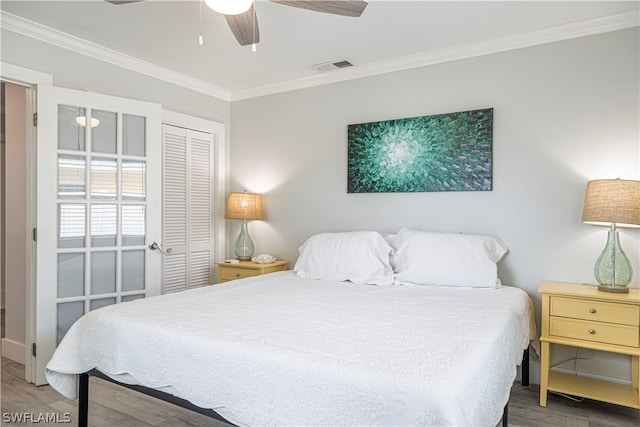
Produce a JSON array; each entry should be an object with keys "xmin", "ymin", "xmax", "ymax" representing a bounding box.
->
[
  {"xmin": 538, "ymin": 281, "xmax": 640, "ymax": 409},
  {"xmin": 216, "ymin": 260, "xmax": 289, "ymax": 283}
]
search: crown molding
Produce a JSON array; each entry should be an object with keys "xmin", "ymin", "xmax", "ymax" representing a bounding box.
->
[
  {"xmin": 2, "ymin": 9, "xmax": 637, "ymax": 102},
  {"xmin": 0, "ymin": 11, "xmax": 232, "ymax": 101},
  {"xmin": 231, "ymin": 10, "xmax": 639, "ymax": 101},
  {"xmin": 1, "ymin": 61, "xmax": 53, "ymax": 86}
]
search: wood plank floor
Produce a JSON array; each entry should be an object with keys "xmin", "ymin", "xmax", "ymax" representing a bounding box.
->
[{"xmin": 1, "ymin": 357, "xmax": 639, "ymax": 426}]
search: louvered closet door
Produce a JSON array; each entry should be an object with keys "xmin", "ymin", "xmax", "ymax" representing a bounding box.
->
[{"xmin": 162, "ymin": 124, "xmax": 214, "ymax": 293}]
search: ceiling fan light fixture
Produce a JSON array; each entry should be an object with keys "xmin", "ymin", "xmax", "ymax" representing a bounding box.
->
[{"xmin": 204, "ymin": 0, "xmax": 253, "ymax": 15}]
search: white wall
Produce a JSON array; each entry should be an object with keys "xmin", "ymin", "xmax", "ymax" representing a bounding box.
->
[{"xmin": 230, "ymin": 28, "xmax": 640, "ymax": 384}]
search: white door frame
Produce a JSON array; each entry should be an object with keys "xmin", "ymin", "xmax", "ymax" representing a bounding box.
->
[
  {"xmin": 1, "ymin": 62, "xmax": 52, "ymax": 383},
  {"xmin": 162, "ymin": 110, "xmax": 226, "ymax": 280}
]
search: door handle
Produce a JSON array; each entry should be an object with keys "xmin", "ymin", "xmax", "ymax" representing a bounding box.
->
[{"xmin": 148, "ymin": 242, "xmax": 172, "ymax": 254}]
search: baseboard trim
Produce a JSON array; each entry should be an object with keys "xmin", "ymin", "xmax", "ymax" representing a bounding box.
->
[{"xmin": 1, "ymin": 338, "xmax": 25, "ymax": 365}]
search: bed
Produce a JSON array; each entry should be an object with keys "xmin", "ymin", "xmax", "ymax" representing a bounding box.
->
[{"xmin": 46, "ymin": 229, "xmax": 536, "ymax": 426}]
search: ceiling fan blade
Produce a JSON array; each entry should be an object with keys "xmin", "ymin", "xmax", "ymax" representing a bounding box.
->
[
  {"xmin": 271, "ymin": 0, "xmax": 367, "ymax": 17},
  {"xmin": 225, "ymin": 4, "xmax": 260, "ymax": 46}
]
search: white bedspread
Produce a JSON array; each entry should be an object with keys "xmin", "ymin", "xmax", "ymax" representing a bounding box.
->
[{"xmin": 46, "ymin": 271, "xmax": 534, "ymax": 426}]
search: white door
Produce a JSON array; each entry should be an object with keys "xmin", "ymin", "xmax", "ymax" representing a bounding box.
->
[{"xmin": 32, "ymin": 85, "xmax": 162, "ymax": 385}]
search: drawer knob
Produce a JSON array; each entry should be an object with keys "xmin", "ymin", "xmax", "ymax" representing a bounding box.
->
[
  {"xmin": 589, "ymin": 308, "xmax": 596, "ymax": 314},
  {"xmin": 589, "ymin": 329, "xmax": 596, "ymax": 334},
  {"xmin": 235, "ymin": 273, "xmax": 241, "ymax": 277}
]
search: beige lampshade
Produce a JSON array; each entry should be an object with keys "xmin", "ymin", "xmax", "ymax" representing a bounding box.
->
[
  {"xmin": 225, "ymin": 192, "xmax": 264, "ymax": 220},
  {"xmin": 582, "ymin": 179, "xmax": 640, "ymax": 228}
]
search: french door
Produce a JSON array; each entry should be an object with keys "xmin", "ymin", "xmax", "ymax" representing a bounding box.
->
[{"xmin": 32, "ymin": 85, "xmax": 162, "ymax": 385}]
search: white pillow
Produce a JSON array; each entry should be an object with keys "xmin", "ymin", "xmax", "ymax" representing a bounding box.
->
[
  {"xmin": 294, "ymin": 231, "xmax": 394, "ymax": 286},
  {"xmin": 390, "ymin": 228, "xmax": 508, "ymax": 288}
]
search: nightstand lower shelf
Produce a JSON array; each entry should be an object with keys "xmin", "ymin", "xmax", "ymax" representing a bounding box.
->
[{"xmin": 547, "ymin": 371, "xmax": 640, "ymax": 409}]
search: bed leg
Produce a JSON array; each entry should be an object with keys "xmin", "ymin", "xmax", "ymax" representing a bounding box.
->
[
  {"xmin": 522, "ymin": 347, "xmax": 530, "ymax": 386},
  {"xmin": 502, "ymin": 402, "xmax": 508, "ymax": 427},
  {"xmin": 78, "ymin": 373, "xmax": 89, "ymax": 427}
]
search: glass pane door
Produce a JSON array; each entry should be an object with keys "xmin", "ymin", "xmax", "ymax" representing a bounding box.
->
[
  {"xmin": 55, "ymin": 108, "xmax": 151, "ymax": 344},
  {"xmin": 34, "ymin": 85, "xmax": 161, "ymax": 385}
]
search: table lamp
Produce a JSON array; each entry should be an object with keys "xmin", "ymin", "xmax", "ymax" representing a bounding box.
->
[
  {"xmin": 581, "ymin": 178, "xmax": 640, "ymax": 293},
  {"xmin": 225, "ymin": 191, "xmax": 264, "ymax": 260}
]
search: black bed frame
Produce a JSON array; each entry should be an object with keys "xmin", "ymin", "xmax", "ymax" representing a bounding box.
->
[{"xmin": 78, "ymin": 347, "xmax": 530, "ymax": 427}]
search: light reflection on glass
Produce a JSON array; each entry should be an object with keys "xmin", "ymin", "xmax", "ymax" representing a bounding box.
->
[
  {"xmin": 58, "ymin": 105, "xmax": 86, "ymax": 151},
  {"xmin": 122, "ymin": 205, "xmax": 145, "ymax": 246},
  {"xmin": 122, "ymin": 160, "xmax": 145, "ymax": 201},
  {"xmin": 91, "ymin": 110, "xmax": 117, "ymax": 154},
  {"xmin": 91, "ymin": 204, "xmax": 117, "ymax": 247},
  {"xmin": 123, "ymin": 114, "xmax": 146, "ymax": 156},
  {"xmin": 58, "ymin": 203, "xmax": 86, "ymax": 248},
  {"xmin": 58, "ymin": 155, "xmax": 86, "ymax": 199},
  {"xmin": 90, "ymin": 158, "xmax": 117, "ymax": 200}
]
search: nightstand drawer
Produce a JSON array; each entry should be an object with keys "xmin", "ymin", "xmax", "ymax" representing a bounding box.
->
[
  {"xmin": 550, "ymin": 317, "xmax": 639, "ymax": 348},
  {"xmin": 216, "ymin": 260, "xmax": 288, "ymax": 283},
  {"xmin": 550, "ymin": 296, "xmax": 639, "ymax": 326},
  {"xmin": 220, "ymin": 268, "xmax": 258, "ymax": 281}
]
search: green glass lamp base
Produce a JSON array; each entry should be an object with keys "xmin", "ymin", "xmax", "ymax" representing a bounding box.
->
[
  {"xmin": 594, "ymin": 230, "xmax": 632, "ymax": 294},
  {"xmin": 234, "ymin": 221, "xmax": 255, "ymax": 261}
]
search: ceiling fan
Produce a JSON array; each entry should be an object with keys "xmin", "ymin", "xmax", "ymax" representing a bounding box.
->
[{"xmin": 105, "ymin": 1, "xmax": 368, "ymax": 46}]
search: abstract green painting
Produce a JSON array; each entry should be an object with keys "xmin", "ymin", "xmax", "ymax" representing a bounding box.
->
[{"xmin": 347, "ymin": 108, "xmax": 493, "ymax": 193}]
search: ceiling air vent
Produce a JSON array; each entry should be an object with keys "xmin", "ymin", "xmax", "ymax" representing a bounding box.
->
[{"xmin": 312, "ymin": 60, "xmax": 354, "ymax": 72}]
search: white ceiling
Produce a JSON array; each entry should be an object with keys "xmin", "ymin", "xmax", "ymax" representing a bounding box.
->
[{"xmin": 1, "ymin": 1, "xmax": 638, "ymax": 100}]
